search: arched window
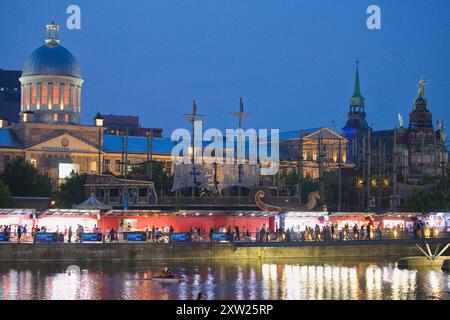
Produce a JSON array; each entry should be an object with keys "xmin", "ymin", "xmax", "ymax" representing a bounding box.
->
[
  {"xmin": 72, "ymin": 87, "xmax": 78, "ymax": 107},
  {"xmin": 53, "ymin": 114, "xmax": 58, "ymax": 122},
  {"xmin": 41, "ymin": 85, "xmax": 48, "ymax": 105},
  {"xmin": 64, "ymin": 86, "xmax": 70, "ymax": 106},
  {"xmin": 31, "ymin": 85, "xmax": 37, "ymax": 105},
  {"xmin": 64, "ymin": 114, "xmax": 69, "ymax": 123},
  {"xmin": 53, "ymin": 85, "xmax": 60, "ymax": 105},
  {"xmin": 24, "ymin": 87, "xmax": 29, "ymax": 107}
]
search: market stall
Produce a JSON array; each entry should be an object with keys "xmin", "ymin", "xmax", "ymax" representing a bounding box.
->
[
  {"xmin": 329, "ymin": 212, "xmax": 374, "ymax": 229},
  {"xmin": 279, "ymin": 211, "xmax": 328, "ymax": 231}
]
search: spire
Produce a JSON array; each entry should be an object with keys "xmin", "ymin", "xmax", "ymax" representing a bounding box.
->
[
  {"xmin": 45, "ymin": 22, "xmax": 60, "ymax": 45},
  {"xmin": 353, "ymin": 60, "xmax": 362, "ymax": 98},
  {"xmin": 349, "ymin": 60, "xmax": 365, "ymax": 112}
]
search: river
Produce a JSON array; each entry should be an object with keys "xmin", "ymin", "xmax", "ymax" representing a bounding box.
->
[{"xmin": 0, "ymin": 258, "xmax": 449, "ymax": 300}]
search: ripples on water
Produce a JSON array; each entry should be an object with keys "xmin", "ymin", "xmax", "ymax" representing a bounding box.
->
[{"xmin": 0, "ymin": 259, "xmax": 449, "ymax": 300}]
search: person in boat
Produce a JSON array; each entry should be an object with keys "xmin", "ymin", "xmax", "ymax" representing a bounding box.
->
[{"xmin": 159, "ymin": 267, "xmax": 173, "ymax": 278}]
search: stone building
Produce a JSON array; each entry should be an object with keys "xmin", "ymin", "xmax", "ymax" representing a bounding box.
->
[{"xmin": 0, "ymin": 22, "xmax": 173, "ymax": 187}]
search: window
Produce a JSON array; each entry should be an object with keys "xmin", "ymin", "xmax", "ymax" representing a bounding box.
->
[
  {"xmin": 90, "ymin": 161, "xmax": 97, "ymax": 172},
  {"xmin": 104, "ymin": 159, "xmax": 110, "ymax": 172},
  {"xmin": 53, "ymin": 85, "xmax": 60, "ymax": 105},
  {"xmin": 64, "ymin": 86, "xmax": 70, "ymax": 106},
  {"xmin": 53, "ymin": 114, "xmax": 58, "ymax": 122},
  {"xmin": 24, "ymin": 87, "xmax": 29, "ymax": 106},
  {"xmin": 31, "ymin": 85, "xmax": 37, "ymax": 105},
  {"xmin": 64, "ymin": 114, "xmax": 69, "ymax": 122},
  {"xmin": 41, "ymin": 85, "xmax": 48, "ymax": 105},
  {"xmin": 72, "ymin": 87, "xmax": 78, "ymax": 107},
  {"xmin": 115, "ymin": 160, "xmax": 121, "ymax": 172},
  {"xmin": 4, "ymin": 155, "xmax": 11, "ymax": 168}
]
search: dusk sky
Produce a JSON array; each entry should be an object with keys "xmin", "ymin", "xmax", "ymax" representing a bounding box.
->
[{"xmin": 1, "ymin": 0, "xmax": 449, "ymax": 136}]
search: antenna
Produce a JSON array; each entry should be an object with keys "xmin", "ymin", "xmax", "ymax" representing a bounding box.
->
[{"xmin": 51, "ymin": 0, "xmax": 56, "ymax": 23}]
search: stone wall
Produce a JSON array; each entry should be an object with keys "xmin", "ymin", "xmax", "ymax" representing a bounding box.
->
[{"xmin": 1, "ymin": 240, "xmax": 448, "ymax": 262}]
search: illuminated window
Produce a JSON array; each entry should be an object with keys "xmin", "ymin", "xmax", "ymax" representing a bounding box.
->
[
  {"xmin": 24, "ymin": 87, "xmax": 29, "ymax": 106},
  {"xmin": 41, "ymin": 85, "xmax": 48, "ymax": 105},
  {"xmin": 64, "ymin": 86, "xmax": 70, "ymax": 106},
  {"xmin": 115, "ymin": 160, "xmax": 121, "ymax": 172},
  {"xmin": 73, "ymin": 87, "xmax": 78, "ymax": 107},
  {"xmin": 30, "ymin": 159, "xmax": 37, "ymax": 167},
  {"xmin": 31, "ymin": 85, "xmax": 37, "ymax": 105},
  {"xmin": 53, "ymin": 85, "xmax": 60, "ymax": 105},
  {"xmin": 64, "ymin": 114, "xmax": 69, "ymax": 122},
  {"xmin": 90, "ymin": 161, "xmax": 97, "ymax": 172},
  {"xmin": 53, "ymin": 114, "xmax": 58, "ymax": 122}
]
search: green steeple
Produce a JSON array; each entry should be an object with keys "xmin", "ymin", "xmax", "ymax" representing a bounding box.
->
[
  {"xmin": 349, "ymin": 60, "xmax": 365, "ymax": 112},
  {"xmin": 353, "ymin": 61, "xmax": 362, "ymax": 98}
]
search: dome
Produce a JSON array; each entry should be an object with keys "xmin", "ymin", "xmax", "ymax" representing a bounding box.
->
[{"xmin": 22, "ymin": 42, "xmax": 81, "ymax": 79}]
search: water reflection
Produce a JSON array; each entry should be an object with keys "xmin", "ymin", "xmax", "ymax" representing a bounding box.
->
[{"xmin": 0, "ymin": 259, "xmax": 448, "ymax": 300}]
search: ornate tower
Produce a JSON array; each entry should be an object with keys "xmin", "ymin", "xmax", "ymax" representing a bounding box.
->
[
  {"xmin": 19, "ymin": 22, "xmax": 83, "ymax": 125},
  {"xmin": 405, "ymin": 79, "xmax": 446, "ymax": 182},
  {"xmin": 342, "ymin": 62, "xmax": 370, "ymax": 166}
]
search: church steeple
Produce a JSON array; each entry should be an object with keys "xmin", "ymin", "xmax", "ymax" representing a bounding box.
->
[
  {"xmin": 353, "ymin": 61, "xmax": 361, "ymax": 97},
  {"xmin": 349, "ymin": 60, "xmax": 365, "ymax": 113}
]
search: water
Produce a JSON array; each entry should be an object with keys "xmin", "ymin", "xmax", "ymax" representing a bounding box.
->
[{"xmin": 0, "ymin": 258, "xmax": 449, "ymax": 300}]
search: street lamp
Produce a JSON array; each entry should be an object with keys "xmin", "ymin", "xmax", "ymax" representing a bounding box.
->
[{"xmin": 94, "ymin": 113, "xmax": 104, "ymax": 174}]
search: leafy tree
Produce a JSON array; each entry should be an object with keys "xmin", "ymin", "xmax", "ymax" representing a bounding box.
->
[
  {"xmin": 323, "ymin": 170, "xmax": 339, "ymax": 208},
  {"xmin": 405, "ymin": 166, "xmax": 450, "ymax": 212},
  {"xmin": 130, "ymin": 161, "xmax": 173, "ymax": 186},
  {"xmin": 56, "ymin": 172, "xmax": 87, "ymax": 208},
  {"xmin": 1, "ymin": 158, "xmax": 52, "ymax": 197},
  {"xmin": 0, "ymin": 179, "xmax": 13, "ymax": 207}
]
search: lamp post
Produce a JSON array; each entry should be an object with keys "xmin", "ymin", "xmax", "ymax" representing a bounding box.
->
[{"xmin": 94, "ymin": 113, "xmax": 104, "ymax": 174}]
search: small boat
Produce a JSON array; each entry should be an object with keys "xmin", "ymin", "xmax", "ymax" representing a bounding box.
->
[{"xmin": 151, "ymin": 275, "xmax": 182, "ymax": 283}]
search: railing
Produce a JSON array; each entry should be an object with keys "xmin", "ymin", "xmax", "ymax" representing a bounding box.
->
[
  {"xmin": 156, "ymin": 196, "xmax": 301, "ymax": 206},
  {"xmin": 2, "ymin": 228, "xmax": 449, "ymax": 244}
]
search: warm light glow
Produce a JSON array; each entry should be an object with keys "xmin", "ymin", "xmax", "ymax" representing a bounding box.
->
[
  {"xmin": 95, "ymin": 118, "xmax": 104, "ymax": 127},
  {"xmin": 41, "ymin": 85, "xmax": 48, "ymax": 105},
  {"xmin": 24, "ymin": 87, "xmax": 29, "ymax": 107},
  {"xmin": 64, "ymin": 86, "xmax": 70, "ymax": 106},
  {"xmin": 64, "ymin": 114, "xmax": 69, "ymax": 123},
  {"xmin": 53, "ymin": 114, "xmax": 58, "ymax": 122},
  {"xmin": 73, "ymin": 87, "xmax": 78, "ymax": 107},
  {"xmin": 30, "ymin": 159, "xmax": 37, "ymax": 167},
  {"xmin": 31, "ymin": 85, "xmax": 37, "ymax": 105},
  {"xmin": 53, "ymin": 85, "xmax": 60, "ymax": 105}
]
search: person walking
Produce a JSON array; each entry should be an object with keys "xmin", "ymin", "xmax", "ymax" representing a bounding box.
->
[
  {"xmin": 17, "ymin": 225, "xmax": 22, "ymax": 244},
  {"xmin": 67, "ymin": 226, "xmax": 72, "ymax": 243}
]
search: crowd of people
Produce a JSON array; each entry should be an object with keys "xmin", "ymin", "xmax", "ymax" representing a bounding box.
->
[{"xmin": 0, "ymin": 220, "xmax": 446, "ymax": 243}]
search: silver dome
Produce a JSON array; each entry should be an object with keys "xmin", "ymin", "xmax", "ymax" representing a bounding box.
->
[{"xmin": 22, "ymin": 42, "xmax": 81, "ymax": 78}]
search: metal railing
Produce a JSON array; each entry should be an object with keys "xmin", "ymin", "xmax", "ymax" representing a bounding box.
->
[{"xmin": 2, "ymin": 228, "xmax": 448, "ymax": 244}]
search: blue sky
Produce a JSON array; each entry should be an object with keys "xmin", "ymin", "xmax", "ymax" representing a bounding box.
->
[{"xmin": 0, "ymin": 0, "xmax": 449, "ymax": 136}]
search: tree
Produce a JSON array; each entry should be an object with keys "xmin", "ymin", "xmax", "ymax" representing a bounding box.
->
[
  {"xmin": 405, "ymin": 166, "xmax": 450, "ymax": 212},
  {"xmin": 1, "ymin": 158, "xmax": 52, "ymax": 197},
  {"xmin": 130, "ymin": 161, "xmax": 173, "ymax": 186},
  {"xmin": 57, "ymin": 172, "xmax": 87, "ymax": 208},
  {"xmin": 0, "ymin": 179, "xmax": 13, "ymax": 207}
]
